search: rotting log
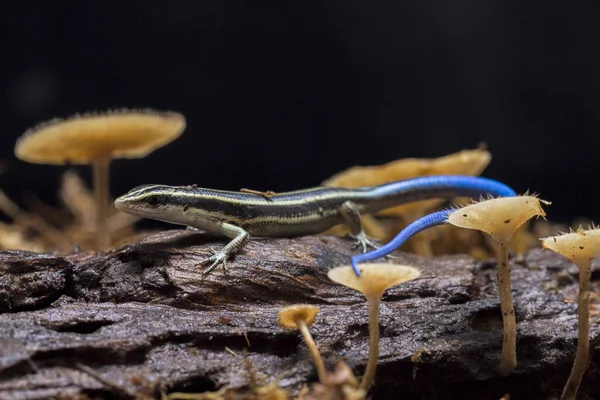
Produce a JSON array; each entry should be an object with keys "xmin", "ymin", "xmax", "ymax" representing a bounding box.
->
[{"xmin": 0, "ymin": 230, "xmax": 599, "ymax": 399}]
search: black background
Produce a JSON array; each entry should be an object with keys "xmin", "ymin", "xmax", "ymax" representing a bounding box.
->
[{"xmin": 1, "ymin": 2, "xmax": 599, "ymax": 223}]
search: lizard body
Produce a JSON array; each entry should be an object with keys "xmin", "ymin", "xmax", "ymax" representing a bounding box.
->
[{"xmin": 114, "ymin": 175, "xmax": 515, "ymax": 274}]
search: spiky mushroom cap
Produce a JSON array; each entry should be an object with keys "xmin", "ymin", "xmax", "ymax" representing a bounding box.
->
[
  {"xmin": 541, "ymin": 227, "xmax": 600, "ymax": 265},
  {"xmin": 15, "ymin": 109, "xmax": 186, "ymax": 164},
  {"xmin": 328, "ymin": 263, "xmax": 420, "ymax": 297},
  {"xmin": 447, "ymin": 195, "xmax": 549, "ymax": 240},
  {"xmin": 278, "ymin": 304, "xmax": 320, "ymax": 329}
]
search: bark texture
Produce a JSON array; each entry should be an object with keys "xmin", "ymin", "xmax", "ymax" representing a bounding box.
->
[{"xmin": 1, "ymin": 230, "xmax": 599, "ymax": 399}]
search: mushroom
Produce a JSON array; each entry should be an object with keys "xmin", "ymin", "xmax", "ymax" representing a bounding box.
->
[
  {"xmin": 446, "ymin": 195, "xmax": 548, "ymax": 376},
  {"xmin": 328, "ymin": 263, "xmax": 420, "ymax": 391},
  {"xmin": 278, "ymin": 304, "xmax": 327, "ymax": 383},
  {"xmin": 15, "ymin": 109, "xmax": 185, "ymax": 250},
  {"xmin": 541, "ymin": 227, "xmax": 600, "ymax": 400}
]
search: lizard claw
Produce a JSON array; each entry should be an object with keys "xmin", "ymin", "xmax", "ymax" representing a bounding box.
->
[
  {"xmin": 350, "ymin": 233, "xmax": 381, "ymax": 253},
  {"xmin": 350, "ymin": 233, "xmax": 398, "ymax": 259},
  {"xmin": 198, "ymin": 248, "xmax": 231, "ymax": 276}
]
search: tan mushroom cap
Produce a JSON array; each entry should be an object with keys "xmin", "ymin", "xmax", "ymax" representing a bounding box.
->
[
  {"xmin": 447, "ymin": 196, "xmax": 548, "ymax": 238},
  {"xmin": 278, "ymin": 304, "xmax": 320, "ymax": 329},
  {"xmin": 328, "ymin": 264, "xmax": 420, "ymax": 297},
  {"xmin": 323, "ymin": 149, "xmax": 491, "ymax": 218},
  {"xmin": 15, "ymin": 109, "xmax": 186, "ymax": 164},
  {"xmin": 541, "ymin": 228, "xmax": 600, "ymax": 264}
]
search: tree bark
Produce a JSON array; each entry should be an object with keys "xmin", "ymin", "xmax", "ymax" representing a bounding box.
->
[{"xmin": 0, "ymin": 230, "xmax": 598, "ymax": 399}]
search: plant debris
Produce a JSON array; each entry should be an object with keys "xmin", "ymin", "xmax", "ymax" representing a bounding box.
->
[{"xmin": 0, "ymin": 170, "xmax": 142, "ymax": 254}]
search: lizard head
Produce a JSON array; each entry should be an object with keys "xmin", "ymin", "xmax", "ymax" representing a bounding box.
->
[{"xmin": 114, "ymin": 184, "xmax": 183, "ymax": 223}]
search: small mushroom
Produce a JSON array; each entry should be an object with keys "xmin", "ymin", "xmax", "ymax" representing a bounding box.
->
[
  {"xmin": 328, "ymin": 263, "xmax": 420, "ymax": 391},
  {"xmin": 447, "ymin": 195, "xmax": 548, "ymax": 376},
  {"xmin": 541, "ymin": 227, "xmax": 600, "ymax": 400},
  {"xmin": 278, "ymin": 304, "xmax": 327, "ymax": 383},
  {"xmin": 15, "ymin": 109, "xmax": 185, "ymax": 250}
]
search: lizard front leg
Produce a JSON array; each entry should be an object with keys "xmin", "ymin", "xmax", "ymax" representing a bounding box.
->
[
  {"xmin": 197, "ymin": 221, "xmax": 250, "ymax": 275},
  {"xmin": 339, "ymin": 200, "xmax": 382, "ymax": 253}
]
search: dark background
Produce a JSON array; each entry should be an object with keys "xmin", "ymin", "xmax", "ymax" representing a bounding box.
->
[{"xmin": 1, "ymin": 2, "xmax": 599, "ymax": 223}]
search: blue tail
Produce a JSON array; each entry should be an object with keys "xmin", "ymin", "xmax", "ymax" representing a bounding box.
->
[{"xmin": 350, "ymin": 176, "xmax": 516, "ymax": 276}]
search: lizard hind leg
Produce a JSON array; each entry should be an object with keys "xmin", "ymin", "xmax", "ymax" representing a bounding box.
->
[{"xmin": 339, "ymin": 200, "xmax": 382, "ymax": 253}]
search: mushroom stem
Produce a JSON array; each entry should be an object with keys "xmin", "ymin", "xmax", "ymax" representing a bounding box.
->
[
  {"xmin": 296, "ymin": 319, "xmax": 327, "ymax": 383},
  {"xmin": 92, "ymin": 157, "xmax": 111, "ymax": 250},
  {"xmin": 560, "ymin": 262, "xmax": 592, "ymax": 400},
  {"xmin": 496, "ymin": 236, "xmax": 517, "ymax": 376},
  {"xmin": 360, "ymin": 295, "xmax": 381, "ymax": 391}
]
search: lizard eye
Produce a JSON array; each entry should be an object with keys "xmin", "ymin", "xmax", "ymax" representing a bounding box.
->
[{"xmin": 145, "ymin": 195, "xmax": 162, "ymax": 208}]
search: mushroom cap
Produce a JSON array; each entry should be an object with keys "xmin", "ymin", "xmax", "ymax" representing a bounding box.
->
[
  {"xmin": 328, "ymin": 263, "xmax": 420, "ymax": 297},
  {"xmin": 447, "ymin": 195, "xmax": 548, "ymax": 239},
  {"xmin": 278, "ymin": 304, "xmax": 320, "ymax": 329},
  {"xmin": 323, "ymin": 149, "xmax": 491, "ymax": 218},
  {"xmin": 15, "ymin": 109, "xmax": 186, "ymax": 164},
  {"xmin": 541, "ymin": 227, "xmax": 600, "ymax": 265}
]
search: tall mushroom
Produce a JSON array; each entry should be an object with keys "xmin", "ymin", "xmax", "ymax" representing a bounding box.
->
[
  {"xmin": 541, "ymin": 228, "xmax": 600, "ymax": 400},
  {"xmin": 446, "ymin": 195, "xmax": 548, "ymax": 376},
  {"xmin": 15, "ymin": 109, "xmax": 185, "ymax": 250},
  {"xmin": 328, "ymin": 263, "xmax": 420, "ymax": 391}
]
